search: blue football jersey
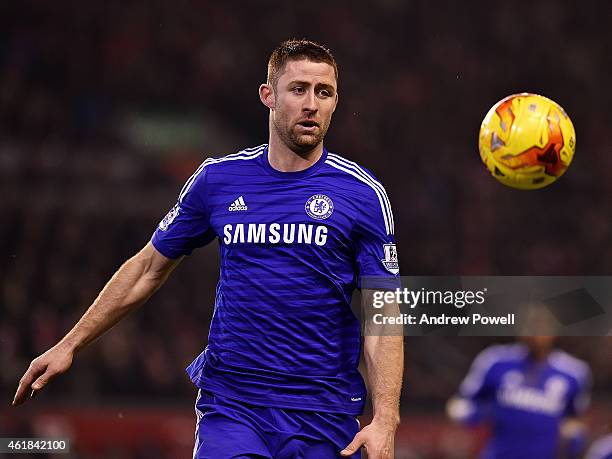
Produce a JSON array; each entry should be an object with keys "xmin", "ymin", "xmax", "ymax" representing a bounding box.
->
[
  {"xmin": 457, "ymin": 344, "xmax": 591, "ymax": 459},
  {"xmin": 151, "ymin": 144, "xmax": 399, "ymax": 415}
]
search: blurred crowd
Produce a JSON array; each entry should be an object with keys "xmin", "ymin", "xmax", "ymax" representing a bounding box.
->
[{"xmin": 2, "ymin": 0, "xmax": 611, "ymax": 411}]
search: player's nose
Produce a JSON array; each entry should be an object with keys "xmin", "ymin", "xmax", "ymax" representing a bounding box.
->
[{"xmin": 302, "ymin": 89, "xmax": 318, "ymax": 112}]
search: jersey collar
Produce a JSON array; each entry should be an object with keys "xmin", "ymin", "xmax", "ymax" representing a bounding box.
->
[{"xmin": 261, "ymin": 144, "xmax": 328, "ymax": 179}]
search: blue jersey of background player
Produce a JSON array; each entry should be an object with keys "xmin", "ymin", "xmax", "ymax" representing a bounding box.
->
[
  {"xmin": 13, "ymin": 39, "xmax": 404, "ymax": 459},
  {"xmin": 447, "ymin": 337, "xmax": 591, "ymax": 459}
]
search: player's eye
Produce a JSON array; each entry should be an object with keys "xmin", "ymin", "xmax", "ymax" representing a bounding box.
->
[
  {"xmin": 318, "ymin": 89, "xmax": 331, "ymax": 97},
  {"xmin": 292, "ymin": 86, "xmax": 304, "ymax": 95}
]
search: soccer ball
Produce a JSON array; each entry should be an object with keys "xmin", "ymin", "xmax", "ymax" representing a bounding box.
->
[{"xmin": 478, "ymin": 93, "xmax": 576, "ymax": 189}]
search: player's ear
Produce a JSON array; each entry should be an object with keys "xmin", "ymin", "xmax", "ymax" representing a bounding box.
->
[
  {"xmin": 332, "ymin": 91, "xmax": 339, "ymax": 113},
  {"xmin": 259, "ymin": 84, "xmax": 275, "ymax": 110}
]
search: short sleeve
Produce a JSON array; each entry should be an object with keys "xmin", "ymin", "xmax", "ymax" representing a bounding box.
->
[
  {"xmin": 151, "ymin": 163, "xmax": 216, "ymax": 258},
  {"xmin": 459, "ymin": 347, "xmax": 498, "ymax": 402},
  {"xmin": 447, "ymin": 347, "xmax": 500, "ymax": 426},
  {"xmin": 354, "ymin": 182, "xmax": 399, "ymax": 289}
]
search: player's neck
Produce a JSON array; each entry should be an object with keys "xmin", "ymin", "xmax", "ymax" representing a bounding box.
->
[
  {"xmin": 528, "ymin": 348, "xmax": 551, "ymax": 362},
  {"xmin": 267, "ymin": 137, "xmax": 323, "ymax": 173}
]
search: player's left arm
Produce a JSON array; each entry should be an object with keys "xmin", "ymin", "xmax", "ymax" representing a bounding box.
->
[
  {"xmin": 446, "ymin": 346, "xmax": 499, "ymax": 427},
  {"xmin": 559, "ymin": 361, "xmax": 593, "ymax": 459},
  {"xmin": 341, "ymin": 175, "xmax": 402, "ymax": 459},
  {"xmin": 341, "ymin": 291, "xmax": 403, "ymax": 458},
  {"xmin": 363, "ymin": 296, "xmax": 403, "ymax": 432}
]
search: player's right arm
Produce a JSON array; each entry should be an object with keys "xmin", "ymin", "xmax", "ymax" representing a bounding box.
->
[
  {"xmin": 558, "ymin": 355, "xmax": 592, "ymax": 459},
  {"xmin": 13, "ymin": 159, "xmax": 213, "ymax": 406},
  {"xmin": 446, "ymin": 346, "xmax": 499, "ymax": 426},
  {"xmin": 12, "ymin": 243, "xmax": 181, "ymax": 406},
  {"xmin": 13, "ymin": 157, "xmax": 215, "ymax": 406}
]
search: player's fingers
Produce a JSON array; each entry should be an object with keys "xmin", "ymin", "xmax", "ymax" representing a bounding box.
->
[
  {"xmin": 12, "ymin": 362, "xmax": 46, "ymax": 406},
  {"xmin": 31, "ymin": 372, "xmax": 52, "ymax": 391},
  {"xmin": 340, "ymin": 432, "xmax": 365, "ymax": 456},
  {"xmin": 13, "ymin": 370, "xmax": 37, "ymax": 406}
]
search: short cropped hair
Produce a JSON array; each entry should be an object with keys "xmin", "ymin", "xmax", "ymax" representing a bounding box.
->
[{"xmin": 267, "ymin": 39, "xmax": 338, "ymax": 88}]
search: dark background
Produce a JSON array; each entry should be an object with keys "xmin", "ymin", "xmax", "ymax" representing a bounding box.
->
[{"xmin": 1, "ymin": 1, "xmax": 610, "ymax": 457}]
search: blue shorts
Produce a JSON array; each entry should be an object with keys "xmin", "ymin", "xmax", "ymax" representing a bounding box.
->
[{"xmin": 192, "ymin": 389, "xmax": 361, "ymax": 459}]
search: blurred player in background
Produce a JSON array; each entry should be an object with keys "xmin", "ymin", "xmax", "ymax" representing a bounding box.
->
[
  {"xmin": 13, "ymin": 39, "xmax": 403, "ymax": 458},
  {"xmin": 447, "ymin": 336, "xmax": 591, "ymax": 459},
  {"xmin": 585, "ymin": 433, "xmax": 612, "ymax": 459}
]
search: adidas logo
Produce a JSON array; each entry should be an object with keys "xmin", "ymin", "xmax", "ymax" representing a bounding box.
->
[{"xmin": 228, "ymin": 196, "xmax": 248, "ymax": 211}]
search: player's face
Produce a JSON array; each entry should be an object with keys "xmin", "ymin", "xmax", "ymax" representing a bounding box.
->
[
  {"xmin": 269, "ymin": 59, "xmax": 338, "ymax": 154},
  {"xmin": 522, "ymin": 336, "xmax": 555, "ymax": 355}
]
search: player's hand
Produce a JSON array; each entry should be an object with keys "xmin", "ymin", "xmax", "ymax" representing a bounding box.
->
[
  {"xmin": 12, "ymin": 344, "xmax": 74, "ymax": 406},
  {"xmin": 341, "ymin": 418, "xmax": 396, "ymax": 459}
]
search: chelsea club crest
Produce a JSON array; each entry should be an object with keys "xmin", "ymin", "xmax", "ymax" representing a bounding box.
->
[{"xmin": 305, "ymin": 194, "xmax": 334, "ymax": 220}]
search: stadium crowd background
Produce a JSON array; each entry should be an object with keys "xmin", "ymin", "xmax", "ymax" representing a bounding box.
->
[{"xmin": 1, "ymin": 1, "xmax": 611, "ymax": 457}]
